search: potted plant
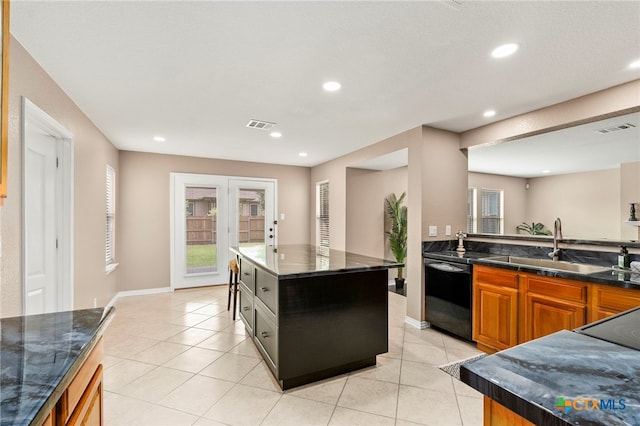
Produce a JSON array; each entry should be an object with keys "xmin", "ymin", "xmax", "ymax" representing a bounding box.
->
[
  {"xmin": 385, "ymin": 192, "xmax": 407, "ymax": 289},
  {"xmin": 516, "ymin": 222, "xmax": 551, "ymax": 235}
]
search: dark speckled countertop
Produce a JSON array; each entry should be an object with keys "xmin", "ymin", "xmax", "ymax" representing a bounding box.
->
[
  {"xmin": 461, "ymin": 329, "xmax": 640, "ymax": 426},
  {"xmin": 231, "ymin": 244, "xmax": 402, "ymax": 279},
  {"xmin": 0, "ymin": 308, "xmax": 114, "ymax": 426}
]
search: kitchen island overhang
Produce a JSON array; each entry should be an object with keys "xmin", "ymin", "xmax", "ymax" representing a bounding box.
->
[{"xmin": 231, "ymin": 244, "xmax": 402, "ymax": 390}]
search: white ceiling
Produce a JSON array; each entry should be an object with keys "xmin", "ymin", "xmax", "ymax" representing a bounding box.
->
[{"xmin": 10, "ymin": 1, "xmax": 640, "ymax": 168}]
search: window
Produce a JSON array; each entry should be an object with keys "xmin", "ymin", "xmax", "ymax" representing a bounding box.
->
[
  {"xmin": 467, "ymin": 188, "xmax": 477, "ymax": 233},
  {"xmin": 316, "ymin": 181, "xmax": 330, "ymax": 249},
  {"xmin": 480, "ymin": 188, "xmax": 504, "ymax": 234},
  {"xmin": 105, "ymin": 165, "xmax": 116, "ymax": 271},
  {"xmin": 250, "ymin": 203, "xmax": 259, "ymax": 216}
]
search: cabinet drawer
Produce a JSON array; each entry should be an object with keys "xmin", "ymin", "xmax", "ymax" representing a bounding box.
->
[
  {"xmin": 238, "ymin": 283, "xmax": 254, "ymax": 332},
  {"xmin": 254, "ymin": 305, "xmax": 278, "ymax": 370},
  {"xmin": 255, "ymin": 268, "xmax": 278, "ymax": 315},
  {"xmin": 594, "ymin": 285, "xmax": 640, "ymax": 313},
  {"xmin": 525, "ymin": 276, "xmax": 587, "ymax": 303},
  {"xmin": 474, "ymin": 266, "xmax": 519, "ymax": 289},
  {"xmin": 59, "ymin": 339, "xmax": 103, "ymax": 424},
  {"xmin": 240, "ymin": 259, "xmax": 255, "ymax": 292}
]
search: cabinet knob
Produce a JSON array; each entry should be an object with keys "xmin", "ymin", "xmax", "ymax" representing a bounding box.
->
[
  {"xmin": 260, "ymin": 287, "xmax": 269, "ymax": 292},
  {"xmin": 260, "ymin": 331, "xmax": 269, "ymax": 338},
  {"xmin": 243, "ymin": 307, "xmax": 250, "ymax": 311},
  {"xmin": 243, "ymin": 272, "xmax": 251, "ymax": 276}
]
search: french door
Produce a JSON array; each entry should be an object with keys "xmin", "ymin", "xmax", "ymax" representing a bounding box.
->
[{"xmin": 171, "ymin": 174, "xmax": 276, "ymax": 289}]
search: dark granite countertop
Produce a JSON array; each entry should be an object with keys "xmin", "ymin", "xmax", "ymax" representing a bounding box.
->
[
  {"xmin": 0, "ymin": 308, "xmax": 115, "ymax": 426},
  {"xmin": 460, "ymin": 330, "xmax": 640, "ymax": 426},
  {"xmin": 231, "ymin": 244, "xmax": 402, "ymax": 279}
]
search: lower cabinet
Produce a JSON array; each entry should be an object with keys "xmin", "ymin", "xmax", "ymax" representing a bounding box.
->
[
  {"xmin": 483, "ymin": 397, "xmax": 535, "ymax": 426},
  {"xmin": 41, "ymin": 338, "xmax": 104, "ymax": 426},
  {"xmin": 473, "ymin": 266, "xmax": 640, "ymax": 353}
]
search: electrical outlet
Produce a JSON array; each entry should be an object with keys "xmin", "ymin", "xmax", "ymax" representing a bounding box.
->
[
  {"xmin": 429, "ymin": 225, "xmax": 437, "ymax": 237},
  {"xmin": 445, "ymin": 225, "xmax": 452, "ymax": 236}
]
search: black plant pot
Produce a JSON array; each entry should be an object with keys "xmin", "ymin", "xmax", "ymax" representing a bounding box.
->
[{"xmin": 395, "ymin": 278, "xmax": 405, "ymax": 290}]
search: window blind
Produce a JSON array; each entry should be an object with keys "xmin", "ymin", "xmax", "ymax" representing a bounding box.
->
[
  {"xmin": 106, "ymin": 165, "xmax": 116, "ymax": 266},
  {"xmin": 467, "ymin": 188, "xmax": 477, "ymax": 233},
  {"xmin": 317, "ymin": 181, "xmax": 330, "ymax": 249},
  {"xmin": 480, "ymin": 188, "xmax": 503, "ymax": 234}
]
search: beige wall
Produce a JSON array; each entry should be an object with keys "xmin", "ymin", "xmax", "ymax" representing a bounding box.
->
[
  {"xmin": 461, "ymin": 80, "xmax": 640, "ymax": 149},
  {"xmin": 118, "ymin": 151, "xmax": 310, "ymax": 291},
  {"xmin": 526, "ymin": 169, "xmax": 621, "ymax": 240},
  {"xmin": 346, "ymin": 166, "xmax": 407, "ymax": 266},
  {"xmin": 620, "ymin": 162, "xmax": 640, "ymax": 241},
  {"xmin": 468, "ymin": 172, "xmax": 528, "ymax": 234},
  {"xmin": 1, "ymin": 38, "xmax": 120, "ymax": 317}
]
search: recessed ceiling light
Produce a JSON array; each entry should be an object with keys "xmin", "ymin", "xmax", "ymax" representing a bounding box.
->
[
  {"xmin": 541, "ymin": 170, "xmax": 550, "ymax": 174},
  {"xmin": 299, "ymin": 152, "xmax": 308, "ymax": 157},
  {"xmin": 629, "ymin": 59, "xmax": 640, "ymax": 69},
  {"xmin": 270, "ymin": 131, "xmax": 282, "ymax": 138},
  {"xmin": 483, "ymin": 110, "xmax": 496, "ymax": 118},
  {"xmin": 153, "ymin": 136, "xmax": 166, "ymax": 142},
  {"xmin": 322, "ymin": 81, "xmax": 341, "ymax": 92},
  {"xmin": 491, "ymin": 43, "xmax": 519, "ymax": 58}
]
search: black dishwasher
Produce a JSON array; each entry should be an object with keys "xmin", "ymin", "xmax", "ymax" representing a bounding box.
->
[{"xmin": 424, "ymin": 256, "xmax": 473, "ymax": 341}]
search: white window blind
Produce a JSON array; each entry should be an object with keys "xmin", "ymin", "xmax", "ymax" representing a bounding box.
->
[
  {"xmin": 316, "ymin": 181, "xmax": 330, "ymax": 249},
  {"xmin": 106, "ymin": 165, "xmax": 116, "ymax": 266},
  {"xmin": 467, "ymin": 188, "xmax": 477, "ymax": 233},
  {"xmin": 480, "ymin": 188, "xmax": 504, "ymax": 234}
]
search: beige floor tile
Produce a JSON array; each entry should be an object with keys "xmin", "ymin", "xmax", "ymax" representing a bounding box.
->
[
  {"xmin": 350, "ymin": 356, "xmax": 401, "ymax": 383},
  {"xmin": 285, "ymin": 374, "xmax": 347, "ymax": 405},
  {"xmin": 458, "ymin": 395, "xmax": 483, "ymax": 426},
  {"xmin": 162, "ymin": 346, "xmax": 226, "ymax": 373},
  {"xmin": 128, "ymin": 322, "xmax": 189, "ymax": 341},
  {"xmin": 194, "ymin": 316, "xmax": 236, "ymax": 332},
  {"xmin": 199, "ymin": 352, "xmax": 261, "ymax": 382},
  {"xmin": 400, "ymin": 360, "xmax": 455, "ymax": 394},
  {"xmin": 165, "ymin": 327, "xmax": 217, "ymax": 346},
  {"xmin": 197, "ymin": 330, "xmax": 246, "ymax": 351},
  {"xmin": 240, "ymin": 361, "xmax": 283, "ymax": 392},
  {"xmin": 203, "ymin": 384, "xmax": 282, "ymax": 425},
  {"xmin": 228, "ymin": 337, "xmax": 261, "ymax": 358},
  {"xmin": 222, "ymin": 319, "xmax": 250, "ymax": 335},
  {"xmin": 262, "ymin": 394, "xmax": 334, "ymax": 426},
  {"xmin": 104, "ymin": 391, "xmax": 199, "ymax": 426},
  {"xmin": 193, "ymin": 304, "xmax": 228, "ymax": 316},
  {"xmin": 443, "ymin": 336, "xmax": 484, "ymax": 362},
  {"xmin": 159, "ymin": 374, "xmax": 235, "ymax": 416},
  {"xmin": 102, "ymin": 354, "xmax": 124, "ymax": 369},
  {"xmin": 329, "ymin": 406, "xmax": 396, "ymax": 426},
  {"xmin": 395, "ymin": 419, "xmax": 428, "ymax": 426},
  {"xmin": 381, "ymin": 338, "xmax": 403, "ymax": 359},
  {"xmin": 120, "ymin": 366, "xmax": 194, "ymax": 403},
  {"xmin": 166, "ymin": 311, "xmax": 212, "ymax": 327},
  {"xmin": 127, "ymin": 341, "xmax": 191, "ymax": 365},
  {"xmin": 169, "ymin": 301, "xmax": 210, "ymax": 313},
  {"xmin": 453, "ymin": 378, "xmax": 483, "ymax": 399},
  {"xmin": 104, "ymin": 334, "xmax": 160, "ymax": 358},
  {"xmin": 192, "ymin": 417, "xmax": 229, "ymax": 425},
  {"xmin": 389, "ymin": 325, "xmax": 405, "ymax": 342},
  {"xmin": 402, "ymin": 341, "xmax": 449, "ymax": 365},
  {"xmin": 337, "ymin": 377, "xmax": 398, "ymax": 418},
  {"xmin": 104, "ymin": 359, "xmax": 156, "ymax": 392},
  {"xmin": 396, "ymin": 385, "xmax": 462, "ymax": 426},
  {"xmin": 404, "ymin": 327, "xmax": 445, "ymax": 347}
]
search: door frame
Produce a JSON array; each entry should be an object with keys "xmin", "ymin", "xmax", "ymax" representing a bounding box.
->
[
  {"xmin": 22, "ymin": 97, "xmax": 74, "ymax": 313},
  {"xmin": 228, "ymin": 178, "xmax": 277, "ymax": 248}
]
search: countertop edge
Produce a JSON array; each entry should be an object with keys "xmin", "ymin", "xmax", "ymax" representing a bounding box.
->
[{"xmin": 29, "ymin": 307, "xmax": 115, "ymax": 426}]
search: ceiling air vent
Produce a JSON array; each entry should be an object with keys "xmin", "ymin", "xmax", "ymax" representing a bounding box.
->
[
  {"xmin": 593, "ymin": 123, "xmax": 636, "ymax": 134},
  {"xmin": 246, "ymin": 119, "xmax": 276, "ymax": 131}
]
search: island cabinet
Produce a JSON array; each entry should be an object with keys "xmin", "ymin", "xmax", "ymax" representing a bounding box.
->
[
  {"xmin": 591, "ymin": 284, "xmax": 640, "ymax": 321},
  {"xmin": 472, "ymin": 266, "xmax": 519, "ymax": 354},
  {"xmin": 234, "ymin": 244, "xmax": 395, "ymax": 390}
]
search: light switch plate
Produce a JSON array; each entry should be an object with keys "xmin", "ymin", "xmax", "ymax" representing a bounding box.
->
[
  {"xmin": 429, "ymin": 225, "xmax": 437, "ymax": 236},
  {"xmin": 445, "ymin": 225, "xmax": 452, "ymax": 236}
]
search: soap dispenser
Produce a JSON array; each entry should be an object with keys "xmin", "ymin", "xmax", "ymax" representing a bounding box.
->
[{"xmin": 618, "ymin": 245, "xmax": 630, "ymax": 269}]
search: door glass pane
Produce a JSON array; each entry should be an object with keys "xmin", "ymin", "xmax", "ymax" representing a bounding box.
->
[
  {"xmin": 238, "ymin": 188, "xmax": 265, "ymax": 247},
  {"xmin": 185, "ymin": 186, "xmax": 217, "ymax": 274}
]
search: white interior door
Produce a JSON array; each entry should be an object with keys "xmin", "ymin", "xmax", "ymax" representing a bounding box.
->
[
  {"xmin": 171, "ymin": 173, "xmax": 229, "ymax": 289},
  {"xmin": 229, "ymin": 179, "xmax": 276, "ymax": 249},
  {"xmin": 24, "ymin": 124, "xmax": 58, "ymax": 314}
]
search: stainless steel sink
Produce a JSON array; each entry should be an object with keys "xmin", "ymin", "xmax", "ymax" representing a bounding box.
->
[{"xmin": 486, "ymin": 256, "xmax": 611, "ymax": 275}]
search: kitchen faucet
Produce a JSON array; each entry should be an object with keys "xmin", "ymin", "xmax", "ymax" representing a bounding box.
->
[{"xmin": 548, "ymin": 217, "xmax": 562, "ymax": 261}]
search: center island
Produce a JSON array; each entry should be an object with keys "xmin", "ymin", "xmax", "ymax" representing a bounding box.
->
[{"xmin": 230, "ymin": 244, "xmax": 402, "ymax": 390}]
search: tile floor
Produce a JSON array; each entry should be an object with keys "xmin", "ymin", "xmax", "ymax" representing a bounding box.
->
[{"xmin": 103, "ymin": 286, "xmax": 484, "ymax": 425}]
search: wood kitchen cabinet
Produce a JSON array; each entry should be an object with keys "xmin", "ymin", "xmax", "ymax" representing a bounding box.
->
[
  {"xmin": 472, "ymin": 266, "xmax": 519, "ymax": 354},
  {"xmin": 521, "ymin": 275, "xmax": 588, "ymax": 343},
  {"xmin": 591, "ymin": 284, "xmax": 640, "ymax": 321}
]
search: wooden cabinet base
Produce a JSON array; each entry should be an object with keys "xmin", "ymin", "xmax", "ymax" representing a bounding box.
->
[{"xmin": 484, "ymin": 397, "xmax": 535, "ymax": 426}]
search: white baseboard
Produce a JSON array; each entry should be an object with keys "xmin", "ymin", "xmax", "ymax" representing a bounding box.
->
[
  {"xmin": 404, "ymin": 316, "xmax": 430, "ymax": 330},
  {"xmin": 105, "ymin": 286, "xmax": 172, "ymax": 312}
]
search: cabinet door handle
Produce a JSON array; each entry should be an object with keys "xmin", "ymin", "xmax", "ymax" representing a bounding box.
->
[
  {"xmin": 243, "ymin": 272, "xmax": 251, "ymax": 276},
  {"xmin": 260, "ymin": 331, "xmax": 269, "ymax": 338},
  {"xmin": 243, "ymin": 307, "xmax": 250, "ymax": 311},
  {"xmin": 260, "ymin": 287, "xmax": 269, "ymax": 292}
]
